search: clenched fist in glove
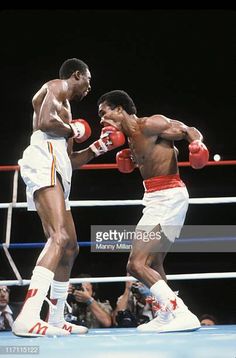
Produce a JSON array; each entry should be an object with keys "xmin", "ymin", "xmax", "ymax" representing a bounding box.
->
[
  {"xmin": 189, "ymin": 140, "xmax": 209, "ymax": 169},
  {"xmin": 90, "ymin": 126, "xmax": 125, "ymax": 157},
  {"xmin": 69, "ymin": 119, "xmax": 92, "ymax": 143},
  {"xmin": 116, "ymin": 148, "xmax": 136, "ymax": 173}
]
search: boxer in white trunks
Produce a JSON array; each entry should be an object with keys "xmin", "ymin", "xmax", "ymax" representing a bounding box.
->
[
  {"xmin": 97, "ymin": 90, "xmax": 209, "ymax": 333},
  {"xmin": 12, "ymin": 59, "xmax": 125, "ymax": 337}
]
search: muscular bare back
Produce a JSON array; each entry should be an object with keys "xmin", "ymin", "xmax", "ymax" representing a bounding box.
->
[{"xmin": 32, "ymin": 80, "xmax": 72, "ymax": 133}]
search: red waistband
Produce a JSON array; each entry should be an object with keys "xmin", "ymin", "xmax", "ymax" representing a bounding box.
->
[{"xmin": 143, "ymin": 174, "xmax": 185, "ymax": 193}]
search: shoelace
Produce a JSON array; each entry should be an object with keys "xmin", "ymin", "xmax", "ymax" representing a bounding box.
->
[
  {"xmin": 157, "ymin": 303, "xmax": 175, "ymax": 324},
  {"xmin": 65, "ymin": 301, "xmax": 72, "ymax": 313},
  {"xmin": 145, "ymin": 296, "xmax": 161, "ymax": 311},
  {"xmin": 44, "ymin": 297, "xmax": 57, "ymax": 311},
  {"xmin": 44, "ymin": 297, "xmax": 73, "ymax": 314},
  {"xmin": 145, "ymin": 296, "xmax": 177, "ymax": 323}
]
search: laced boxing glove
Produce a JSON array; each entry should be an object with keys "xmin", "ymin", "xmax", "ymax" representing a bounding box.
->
[
  {"xmin": 69, "ymin": 119, "xmax": 92, "ymax": 143},
  {"xmin": 116, "ymin": 148, "xmax": 135, "ymax": 173},
  {"xmin": 189, "ymin": 140, "xmax": 209, "ymax": 169},
  {"xmin": 90, "ymin": 126, "xmax": 125, "ymax": 157}
]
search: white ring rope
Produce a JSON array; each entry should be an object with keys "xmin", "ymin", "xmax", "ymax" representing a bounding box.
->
[
  {"xmin": 1, "ymin": 272, "xmax": 236, "ymax": 287},
  {"xmin": 1, "ymin": 169, "xmax": 235, "ymax": 286},
  {"xmin": 1, "ymin": 169, "xmax": 235, "ymax": 293},
  {"xmin": 0, "ymin": 197, "xmax": 236, "ymax": 209},
  {"xmin": 5, "ymin": 170, "xmax": 18, "ymax": 245}
]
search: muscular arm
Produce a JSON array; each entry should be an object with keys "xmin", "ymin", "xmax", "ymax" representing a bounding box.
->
[
  {"xmin": 113, "ymin": 289, "xmax": 131, "ymax": 325},
  {"xmin": 143, "ymin": 115, "xmax": 203, "ymax": 143},
  {"xmin": 113, "ymin": 281, "xmax": 133, "ymax": 325},
  {"xmin": 73, "ymin": 289, "xmax": 112, "ymax": 327},
  {"xmin": 88, "ymin": 301, "xmax": 112, "ymax": 328},
  {"xmin": 35, "ymin": 81, "xmax": 72, "ymax": 137},
  {"xmin": 70, "ymin": 148, "xmax": 95, "ymax": 170}
]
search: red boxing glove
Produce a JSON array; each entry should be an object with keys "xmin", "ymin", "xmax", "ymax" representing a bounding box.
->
[
  {"xmin": 189, "ymin": 140, "xmax": 209, "ymax": 169},
  {"xmin": 90, "ymin": 126, "xmax": 125, "ymax": 157},
  {"xmin": 116, "ymin": 148, "xmax": 135, "ymax": 173},
  {"xmin": 69, "ymin": 119, "xmax": 92, "ymax": 143}
]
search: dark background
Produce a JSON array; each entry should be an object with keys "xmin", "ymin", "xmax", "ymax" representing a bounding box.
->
[{"xmin": 0, "ymin": 9, "xmax": 235, "ymax": 324}]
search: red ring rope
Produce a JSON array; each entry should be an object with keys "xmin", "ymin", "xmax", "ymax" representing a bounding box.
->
[{"xmin": 0, "ymin": 160, "xmax": 236, "ymax": 172}]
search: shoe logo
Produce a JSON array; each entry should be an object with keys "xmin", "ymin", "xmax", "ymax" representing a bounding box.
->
[
  {"xmin": 28, "ymin": 322, "xmax": 48, "ymax": 335},
  {"xmin": 62, "ymin": 324, "xmax": 72, "ymax": 333},
  {"xmin": 18, "ymin": 289, "xmax": 39, "ymax": 316},
  {"xmin": 25, "ymin": 289, "xmax": 38, "ymax": 300},
  {"xmin": 145, "ymin": 296, "xmax": 161, "ymax": 311},
  {"xmin": 145, "ymin": 296, "xmax": 178, "ymax": 312},
  {"xmin": 146, "ymin": 296, "xmax": 161, "ymax": 311},
  {"xmin": 170, "ymin": 298, "xmax": 178, "ymax": 310}
]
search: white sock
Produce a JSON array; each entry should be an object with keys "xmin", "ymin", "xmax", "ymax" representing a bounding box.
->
[
  {"xmin": 20, "ymin": 266, "xmax": 54, "ymax": 320},
  {"xmin": 48, "ymin": 280, "xmax": 69, "ymax": 325}
]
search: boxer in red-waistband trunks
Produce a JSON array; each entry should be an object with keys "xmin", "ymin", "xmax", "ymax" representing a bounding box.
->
[
  {"xmin": 13, "ymin": 60, "xmax": 125, "ymax": 338},
  {"xmin": 97, "ymin": 90, "xmax": 209, "ymax": 333}
]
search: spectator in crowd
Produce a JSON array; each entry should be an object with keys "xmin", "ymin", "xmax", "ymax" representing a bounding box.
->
[
  {"xmin": 0, "ymin": 285, "xmax": 14, "ymax": 331},
  {"xmin": 200, "ymin": 314, "xmax": 217, "ymax": 326},
  {"xmin": 113, "ymin": 279, "xmax": 157, "ymax": 327},
  {"xmin": 65, "ymin": 274, "xmax": 112, "ymax": 328}
]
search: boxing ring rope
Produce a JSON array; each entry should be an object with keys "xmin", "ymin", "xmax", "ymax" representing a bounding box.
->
[
  {"xmin": 1, "ymin": 272, "xmax": 236, "ymax": 287},
  {"xmin": 1, "ymin": 160, "xmax": 236, "ymax": 287},
  {"xmin": 1, "ymin": 167, "xmax": 23, "ymax": 282},
  {"xmin": 1, "ymin": 160, "xmax": 236, "ymax": 172},
  {"xmin": 1, "ymin": 197, "xmax": 236, "ymax": 210}
]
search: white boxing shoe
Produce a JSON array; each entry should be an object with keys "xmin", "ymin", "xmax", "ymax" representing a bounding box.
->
[
  {"xmin": 12, "ymin": 317, "xmax": 70, "ymax": 337},
  {"xmin": 138, "ymin": 295, "xmax": 200, "ymax": 333},
  {"xmin": 52, "ymin": 321, "xmax": 88, "ymax": 334},
  {"xmin": 157, "ymin": 310, "xmax": 200, "ymax": 332},
  {"xmin": 46, "ymin": 298, "xmax": 88, "ymax": 334},
  {"xmin": 137, "ymin": 309, "xmax": 200, "ymax": 333}
]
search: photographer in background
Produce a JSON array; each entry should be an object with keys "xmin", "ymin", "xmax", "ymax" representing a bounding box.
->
[
  {"xmin": 0, "ymin": 285, "xmax": 14, "ymax": 331},
  {"xmin": 65, "ymin": 274, "xmax": 112, "ymax": 328},
  {"xmin": 113, "ymin": 278, "xmax": 157, "ymax": 328}
]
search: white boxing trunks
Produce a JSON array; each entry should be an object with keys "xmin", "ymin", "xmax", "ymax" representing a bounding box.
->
[
  {"xmin": 18, "ymin": 130, "xmax": 72, "ymax": 211},
  {"xmin": 136, "ymin": 174, "xmax": 189, "ymax": 242}
]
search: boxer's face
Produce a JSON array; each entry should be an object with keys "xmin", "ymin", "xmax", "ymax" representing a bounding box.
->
[
  {"xmin": 74, "ymin": 69, "xmax": 91, "ymax": 101},
  {"xmin": 98, "ymin": 102, "xmax": 123, "ymax": 130}
]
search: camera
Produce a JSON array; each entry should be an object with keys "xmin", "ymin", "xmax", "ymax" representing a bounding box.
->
[
  {"xmin": 131, "ymin": 284, "xmax": 140, "ymax": 295},
  {"xmin": 67, "ymin": 283, "xmax": 84, "ymax": 304},
  {"xmin": 116, "ymin": 309, "xmax": 138, "ymax": 327},
  {"xmin": 65, "ymin": 313, "xmax": 87, "ymax": 327},
  {"xmin": 131, "ymin": 283, "xmax": 151, "ymax": 298},
  {"xmin": 74, "ymin": 283, "xmax": 84, "ymax": 291}
]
